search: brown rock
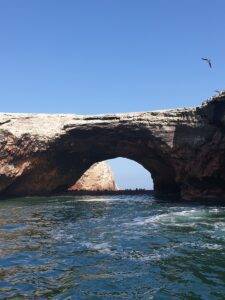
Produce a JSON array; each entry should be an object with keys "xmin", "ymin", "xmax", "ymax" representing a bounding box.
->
[
  {"xmin": 69, "ymin": 162, "xmax": 116, "ymax": 191},
  {"xmin": 1, "ymin": 92, "xmax": 225, "ymax": 201}
]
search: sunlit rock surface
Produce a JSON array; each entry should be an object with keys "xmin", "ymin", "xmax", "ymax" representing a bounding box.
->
[
  {"xmin": 69, "ymin": 162, "xmax": 116, "ymax": 191},
  {"xmin": 1, "ymin": 92, "xmax": 225, "ymax": 201}
]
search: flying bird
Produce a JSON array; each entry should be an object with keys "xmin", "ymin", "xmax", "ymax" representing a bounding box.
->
[
  {"xmin": 215, "ymin": 90, "xmax": 220, "ymax": 94},
  {"xmin": 201, "ymin": 57, "xmax": 212, "ymax": 68}
]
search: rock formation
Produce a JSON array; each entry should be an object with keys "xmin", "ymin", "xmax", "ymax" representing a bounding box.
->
[
  {"xmin": 69, "ymin": 161, "xmax": 116, "ymax": 191},
  {"xmin": 1, "ymin": 92, "xmax": 225, "ymax": 201}
]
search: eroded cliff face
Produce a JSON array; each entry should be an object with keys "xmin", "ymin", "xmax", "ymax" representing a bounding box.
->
[
  {"xmin": 1, "ymin": 93, "xmax": 225, "ymax": 201},
  {"xmin": 69, "ymin": 162, "xmax": 116, "ymax": 191}
]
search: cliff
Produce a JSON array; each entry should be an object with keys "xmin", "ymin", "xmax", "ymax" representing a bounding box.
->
[
  {"xmin": 1, "ymin": 92, "xmax": 225, "ymax": 201},
  {"xmin": 69, "ymin": 162, "xmax": 116, "ymax": 191}
]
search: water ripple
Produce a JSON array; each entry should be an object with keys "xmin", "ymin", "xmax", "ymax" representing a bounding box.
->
[{"xmin": 0, "ymin": 195, "xmax": 224, "ymax": 299}]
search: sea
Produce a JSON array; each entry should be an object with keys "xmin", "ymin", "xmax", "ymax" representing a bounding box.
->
[{"xmin": 0, "ymin": 195, "xmax": 225, "ymax": 299}]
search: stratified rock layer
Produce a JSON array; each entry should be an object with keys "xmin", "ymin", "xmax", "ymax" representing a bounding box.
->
[
  {"xmin": 1, "ymin": 92, "xmax": 225, "ymax": 201},
  {"xmin": 69, "ymin": 162, "xmax": 116, "ymax": 191}
]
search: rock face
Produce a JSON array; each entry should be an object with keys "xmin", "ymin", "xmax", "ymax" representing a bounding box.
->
[
  {"xmin": 69, "ymin": 162, "xmax": 116, "ymax": 191},
  {"xmin": 1, "ymin": 92, "xmax": 225, "ymax": 201}
]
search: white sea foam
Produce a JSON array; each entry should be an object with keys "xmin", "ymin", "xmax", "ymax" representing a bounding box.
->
[
  {"xmin": 214, "ymin": 222, "xmax": 225, "ymax": 229},
  {"xmin": 124, "ymin": 209, "xmax": 208, "ymax": 228},
  {"xmin": 76, "ymin": 197, "xmax": 113, "ymax": 202},
  {"xmin": 80, "ymin": 241, "xmax": 112, "ymax": 253},
  {"xmin": 131, "ymin": 215, "xmax": 161, "ymax": 225},
  {"xmin": 200, "ymin": 243, "xmax": 223, "ymax": 250},
  {"xmin": 79, "ymin": 240, "xmax": 175, "ymax": 262},
  {"xmin": 129, "ymin": 251, "xmax": 172, "ymax": 262},
  {"xmin": 185, "ymin": 242, "xmax": 224, "ymax": 250},
  {"xmin": 53, "ymin": 230, "xmax": 74, "ymax": 241}
]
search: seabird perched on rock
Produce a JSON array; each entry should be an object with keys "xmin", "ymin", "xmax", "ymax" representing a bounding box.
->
[{"xmin": 201, "ymin": 57, "xmax": 212, "ymax": 68}]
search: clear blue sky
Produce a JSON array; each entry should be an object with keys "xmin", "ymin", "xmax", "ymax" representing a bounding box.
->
[{"xmin": 1, "ymin": 0, "xmax": 224, "ymax": 188}]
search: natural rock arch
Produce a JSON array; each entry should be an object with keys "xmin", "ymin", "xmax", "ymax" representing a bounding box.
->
[
  {"xmin": 1, "ymin": 93, "xmax": 225, "ymax": 201},
  {"xmin": 0, "ymin": 113, "xmax": 178, "ymax": 196},
  {"xmin": 3, "ymin": 120, "xmax": 178, "ymax": 196}
]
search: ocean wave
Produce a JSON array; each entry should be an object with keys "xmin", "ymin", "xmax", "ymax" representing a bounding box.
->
[
  {"xmin": 123, "ymin": 209, "xmax": 210, "ymax": 228},
  {"xmin": 80, "ymin": 241, "xmax": 112, "ymax": 254}
]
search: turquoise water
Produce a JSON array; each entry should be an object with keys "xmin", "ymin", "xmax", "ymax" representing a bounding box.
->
[{"xmin": 0, "ymin": 195, "xmax": 225, "ymax": 299}]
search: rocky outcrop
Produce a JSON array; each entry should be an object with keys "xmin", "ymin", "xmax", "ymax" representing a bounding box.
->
[
  {"xmin": 1, "ymin": 92, "xmax": 225, "ymax": 201},
  {"xmin": 69, "ymin": 162, "xmax": 116, "ymax": 191}
]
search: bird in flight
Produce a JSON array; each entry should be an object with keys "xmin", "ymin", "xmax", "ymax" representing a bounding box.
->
[
  {"xmin": 215, "ymin": 90, "xmax": 221, "ymax": 94},
  {"xmin": 201, "ymin": 57, "xmax": 212, "ymax": 68}
]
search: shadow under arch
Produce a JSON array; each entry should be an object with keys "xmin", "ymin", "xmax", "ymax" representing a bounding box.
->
[{"xmin": 2, "ymin": 120, "xmax": 181, "ymax": 196}]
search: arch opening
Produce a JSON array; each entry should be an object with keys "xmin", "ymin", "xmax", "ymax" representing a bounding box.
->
[
  {"xmin": 68, "ymin": 157, "xmax": 153, "ymax": 192},
  {"xmin": 108, "ymin": 158, "xmax": 153, "ymax": 190}
]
